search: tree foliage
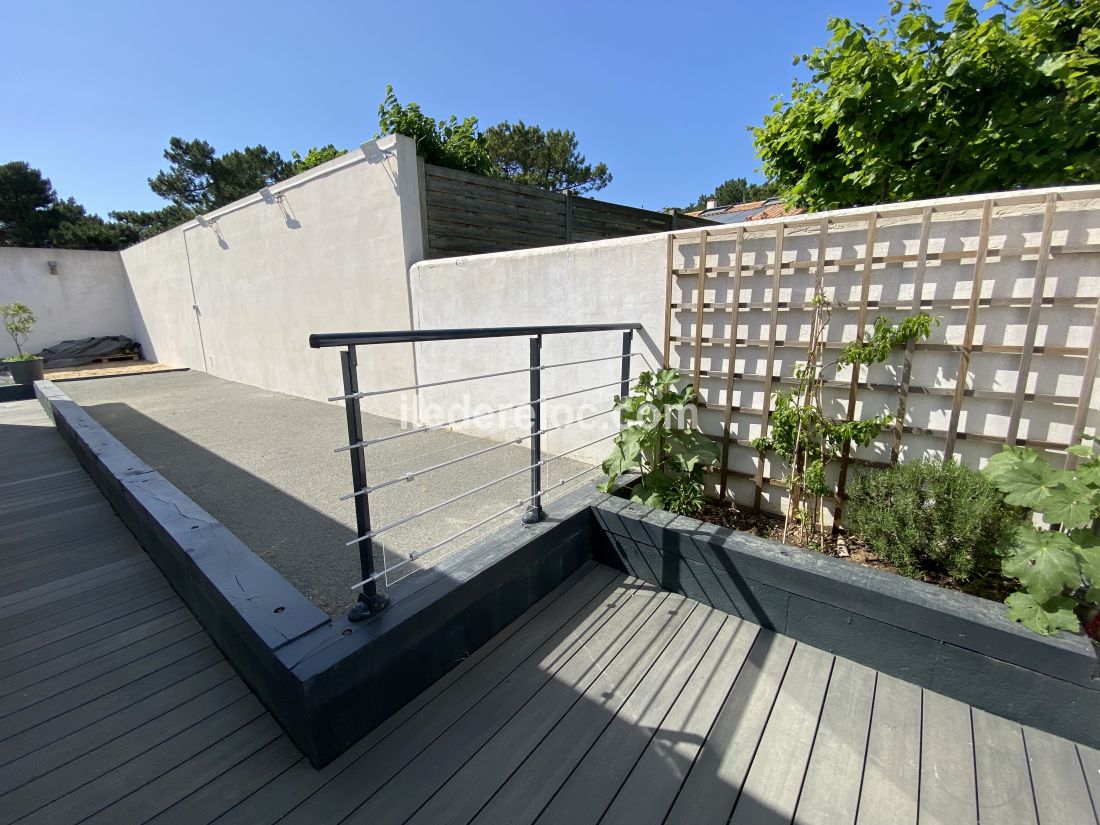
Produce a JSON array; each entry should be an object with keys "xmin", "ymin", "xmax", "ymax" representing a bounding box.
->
[
  {"xmin": 753, "ymin": 0, "xmax": 1100, "ymax": 211},
  {"xmin": 0, "ymin": 302, "xmax": 36, "ymax": 358},
  {"xmin": 377, "ymin": 86, "xmax": 613, "ymax": 192},
  {"xmin": 107, "ymin": 205, "xmax": 196, "ymax": 243},
  {"xmin": 376, "ymin": 85, "xmax": 493, "ymax": 175},
  {"xmin": 684, "ymin": 177, "xmax": 778, "ymax": 211},
  {"xmin": 0, "ymin": 162, "xmax": 135, "ymax": 250},
  {"xmin": 288, "ymin": 144, "xmax": 347, "ymax": 175},
  {"xmin": 149, "ymin": 137, "xmax": 291, "ymax": 212},
  {"xmin": 482, "ymin": 121, "xmax": 611, "ymax": 194}
]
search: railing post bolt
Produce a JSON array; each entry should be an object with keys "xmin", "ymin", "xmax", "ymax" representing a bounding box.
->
[{"xmin": 523, "ymin": 334, "xmax": 544, "ymax": 524}]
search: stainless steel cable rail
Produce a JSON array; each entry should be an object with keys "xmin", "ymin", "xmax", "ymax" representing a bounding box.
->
[
  {"xmin": 310, "ymin": 322, "xmax": 640, "ymax": 621},
  {"xmin": 343, "ymin": 429, "xmax": 619, "ymax": 545},
  {"xmin": 336, "ymin": 374, "xmax": 641, "ymax": 453},
  {"xmin": 340, "ymin": 405, "xmax": 617, "ymax": 499},
  {"xmin": 349, "ymin": 463, "xmax": 605, "ymax": 590},
  {"xmin": 328, "ymin": 352, "xmax": 641, "ymax": 402}
]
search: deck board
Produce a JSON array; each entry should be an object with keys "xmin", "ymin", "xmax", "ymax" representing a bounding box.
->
[
  {"xmin": 973, "ymin": 708, "xmax": 1040, "ymax": 825},
  {"xmin": 856, "ymin": 673, "xmax": 923, "ymax": 825},
  {"xmin": 792, "ymin": 656, "xmax": 877, "ymax": 825},
  {"xmin": 918, "ymin": 690, "xmax": 979, "ymax": 825},
  {"xmin": 0, "ymin": 398, "xmax": 1091, "ymax": 825}
]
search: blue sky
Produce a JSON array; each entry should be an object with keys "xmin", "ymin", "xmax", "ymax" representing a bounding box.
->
[{"xmin": 2, "ymin": 1, "xmax": 941, "ymax": 217}]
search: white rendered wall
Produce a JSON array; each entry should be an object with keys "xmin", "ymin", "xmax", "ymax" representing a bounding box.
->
[
  {"xmin": 120, "ymin": 133, "xmax": 425, "ymax": 418},
  {"xmin": 409, "ymin": 184, "xmax": 1100, "ymax": 483},
  {"xmin": 0, "ymin": 248, "xmax": 132, "ymax": 359}
]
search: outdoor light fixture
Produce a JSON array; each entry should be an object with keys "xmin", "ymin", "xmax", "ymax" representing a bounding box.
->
[
  {"xmin": 46, "ymin": 260, "xmax": 58, "ymax": 275},
  {"xmin": 363, "ymin": 144, "xmax": 394, "ymax": 164}
]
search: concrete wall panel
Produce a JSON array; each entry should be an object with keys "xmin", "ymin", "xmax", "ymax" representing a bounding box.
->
[{"xmin": 0, "ymin": 248, "xmax": 132, "ymax": 358}]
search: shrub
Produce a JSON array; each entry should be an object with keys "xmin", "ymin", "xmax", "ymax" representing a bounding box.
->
[
  {"xmin": 845, "ymin": 458, "xmax": 1020, "ymax": 581},
  {"xmin": 597, "ymin": 370, "xmax": 718, "ymax": 516}
]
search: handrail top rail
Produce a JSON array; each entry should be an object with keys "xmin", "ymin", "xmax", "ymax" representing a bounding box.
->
[{"xmin": 309, "ymin": 323, "xmax": 641, "ymax": 349}]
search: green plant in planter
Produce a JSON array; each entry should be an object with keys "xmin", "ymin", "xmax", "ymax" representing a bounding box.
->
[
  {"xmin": 845, "ymin": 458, "xmax": 1019, "ymax": 581},
  {"xmin": 1, "ymin": 302, "xmax": 38, "ymax": 362},
  {"xmin": 597, "ymin": 369, "xmax": 719, "ymax": 515},
  {"xmin": 751, "ymin": 296, "xmax": 937, "ymax": 547},
  {"xmin": 982, "ymin": 437, "xmax": 1100, "ymax": 637}
]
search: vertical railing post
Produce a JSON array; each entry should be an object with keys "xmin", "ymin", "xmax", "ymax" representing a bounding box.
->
[
  {"xmin": 523, "ymin": 335, "xmax": 544, "ymax": 524},
  {"xmin": 619, "ymin": 329, "xmax": 633, "ymax": 400},
  {"xmin": 341, "ymin": 346, "xmax": 389, "ymax": 622}
]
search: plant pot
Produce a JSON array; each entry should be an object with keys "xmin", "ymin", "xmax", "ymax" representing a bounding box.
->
[{"xmin": 5, "ymin": 357, "xmax": 44, "ymax": 385}]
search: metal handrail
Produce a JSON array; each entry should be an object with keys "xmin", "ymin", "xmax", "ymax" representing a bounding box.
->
[
  {"xmin": 313, "ymin": 322, "xmax": 638, "ymax": 622},
  {"xmin": 310, "ymin": 322, "xmax": 641, "ymax": 349},
  {"xmin": 329, "ymin": 351, "xmax": 642, "ymax": 402}
]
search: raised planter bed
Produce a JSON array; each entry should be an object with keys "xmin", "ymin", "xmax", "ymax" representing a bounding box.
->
[
  {"xmin": 28, "ymin": 379, "xmax": 1100, "ymax": 759},
  {"xmin": 590, "ymin": 494, "xmax": 1100, "ymax": 749},
  {"xmin": 32, "ymin": 381, "xmax": 596, "ymax": 768}
]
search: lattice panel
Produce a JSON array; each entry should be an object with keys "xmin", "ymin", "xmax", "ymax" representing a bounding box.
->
[{"xmin": 663, "ymin": 189, "xmax": 1100, "ymax": 523}]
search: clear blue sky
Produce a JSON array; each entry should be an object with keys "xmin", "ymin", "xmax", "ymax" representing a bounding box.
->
[{"xmin": 2, "ymin": 0, "xmax": 942, "ymax": 217}]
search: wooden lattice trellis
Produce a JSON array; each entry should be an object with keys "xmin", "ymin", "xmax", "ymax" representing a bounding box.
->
[{"xmin": 663, "ymin": 187, "xmax": 1100, "ymax": 523}]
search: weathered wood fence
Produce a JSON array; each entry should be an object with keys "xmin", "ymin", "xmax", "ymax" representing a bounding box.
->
[
  {"xmin": 421, "ymin": 164, "xmax": 715, "ymax": 260},
  {"xmin": 663, "ymin": 188, "xmax": 1100, "ymax": 522}
]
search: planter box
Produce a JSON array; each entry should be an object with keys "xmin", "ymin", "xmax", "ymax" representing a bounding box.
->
[
  {"xmin": 5, "ymin": 357, "xmax": 44, "ymax": 385},
  {"xmin": 591, "ymin": 495, "xmax": 1100, "ymax": 749},
  {"xmin": 34, "ymin": 381, "xmax": 595, "ymax": 767}
]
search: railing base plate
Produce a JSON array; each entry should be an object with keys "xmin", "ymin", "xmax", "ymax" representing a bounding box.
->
[{"xmin": 348, "ymin": 592, "xmax": 390, "ymax": 622}]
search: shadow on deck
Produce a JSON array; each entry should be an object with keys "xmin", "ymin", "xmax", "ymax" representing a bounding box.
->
[{"xmin": 2, "ymin": 399, "xmax": 1098, "ymax": 825}]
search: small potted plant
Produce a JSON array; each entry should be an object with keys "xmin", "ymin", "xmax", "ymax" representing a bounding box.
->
[{"xmin": 1, "ymin": 302, "xmax": 44, "ymax": 385}]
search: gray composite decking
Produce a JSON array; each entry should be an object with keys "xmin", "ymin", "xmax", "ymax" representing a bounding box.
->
[{"xmin": 1, "ymin": 397, "xmax": 1098, "ymax": 825}]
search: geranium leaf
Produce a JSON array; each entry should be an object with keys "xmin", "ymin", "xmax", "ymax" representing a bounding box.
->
[
  {"xmin": 1039, "ymin": 481, "xmax": 1098, "ymax": 530},
  {"xmin": 1004, "ymin": 592, "xmax": 1080, "ymax": 636},
  {"xmin": 1002, "ymin": 528, "xmax": 1082, "ymax": 602}
]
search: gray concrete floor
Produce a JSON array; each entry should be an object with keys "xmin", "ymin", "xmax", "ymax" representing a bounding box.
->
[{"xmin": 62, "ymin": 371, "xmax": 591, "ymax": 616}]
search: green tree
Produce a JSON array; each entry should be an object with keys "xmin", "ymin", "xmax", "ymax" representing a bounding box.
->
[
  {"xmin": 753, "ymin": 0, "xmax": 1100, "ymax": 211},
  {"xmin": 108, "ymin": 205, "xmax": 196, "ymax": 242},
  {"xmin": 0, "ymin": 161, "xmax": 135, "ymax": 250},
  {"xmin": 482, "ymin": 121, "xmax": 611, "ymax": 194},
  {"xmin": 684, "ymin": 177, "xmax": 778, "ymax": 211},
  {"xmin": 149, "ymin": 137, "xmax": 290, "ymax": 212},
  {"xmin": 0, "ymin": 162, "xmax": 62, "ymax": 247},
  {"xmin": 376, "ymin": 85, "xmax": 493, "ymax": 175},
  {"xmin": 51, "ymin": 214, "xmax": 139, "ymax": 251},
  {"xmin": 288, "ymin": 144, "xmax": 347, "ymax": 175}
]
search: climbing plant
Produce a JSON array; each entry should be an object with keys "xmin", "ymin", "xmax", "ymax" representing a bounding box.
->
[{"xmin": 752, "ymin": 296, "xmax": 937, "ymax": 547}]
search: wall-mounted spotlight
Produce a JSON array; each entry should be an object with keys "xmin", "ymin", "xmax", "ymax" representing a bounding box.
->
[{"xmin": 46, "ymin": 260, "xmax": 58, "ymax": 275}]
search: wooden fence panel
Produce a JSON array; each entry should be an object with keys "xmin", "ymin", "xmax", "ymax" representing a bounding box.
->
[
  {"xmin": 423, "ymin": 164, "xmax": 715, "ymax": 259},
  {"xmin": 665, "ymin": 190, "xmax": 1100, "ymax": 525}
]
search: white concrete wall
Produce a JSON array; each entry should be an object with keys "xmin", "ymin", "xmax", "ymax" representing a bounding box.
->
[
  {"xmin": 409, "ymin": 184, "xmax": 1100, "ymax": 495},
  {"xmin": 0, "ymin": 248, "xmax": 132, "ymax": 359},
  {"xmin": 120, "ymin": 133, "xmax": 425, "ymax": 418},
  {"xmin": 409, "ymin": 236, "xmax": 667, "ymax": 464}
]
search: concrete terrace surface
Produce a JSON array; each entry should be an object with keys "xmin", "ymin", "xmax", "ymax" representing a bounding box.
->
[
  {"xmin": 60, "ymin": 370, "xmax": 589, "ymax": 616},
  {"xmin": 2, "ymin": 400, "xmax": 1099, "ymax": 824}
]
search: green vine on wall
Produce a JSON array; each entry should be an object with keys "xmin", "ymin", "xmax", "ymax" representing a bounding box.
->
[{"xmin": 752, "ymin": 298, "xmax": 937, "ymax": 546}]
